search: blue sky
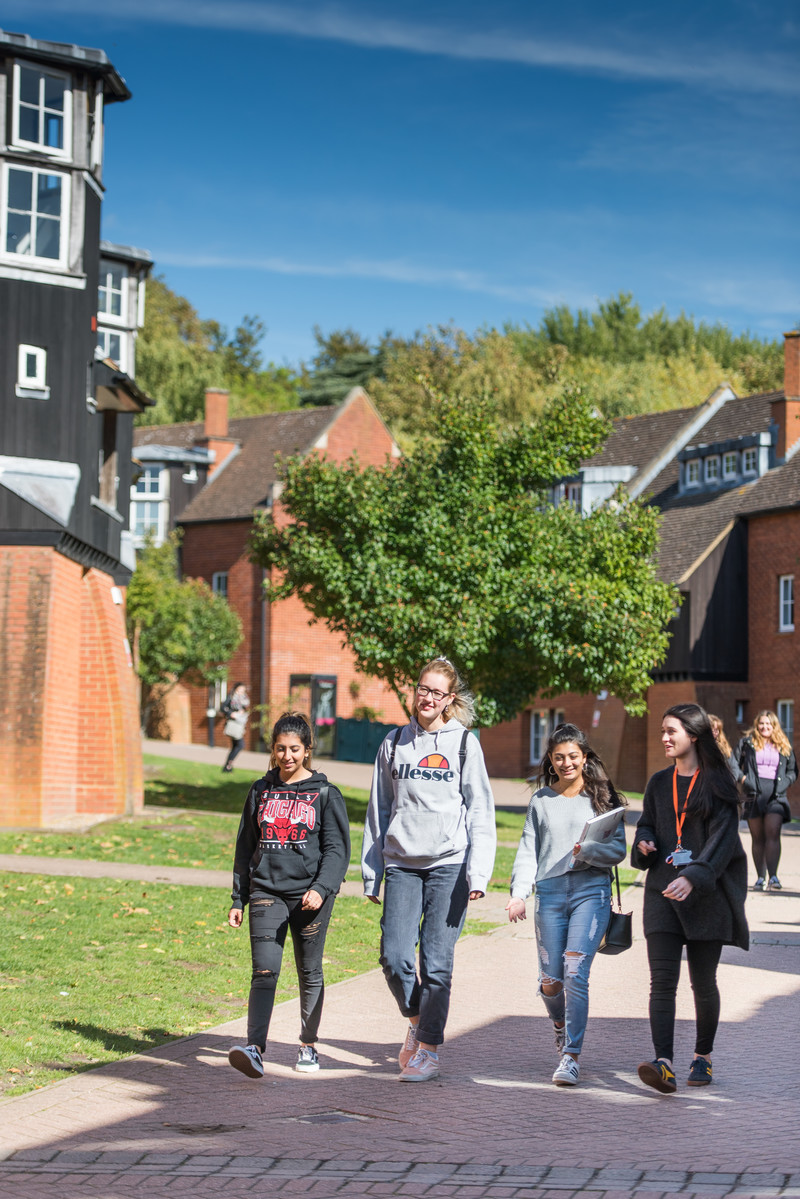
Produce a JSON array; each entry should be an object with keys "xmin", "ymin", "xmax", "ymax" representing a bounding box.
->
[{"xmin": 10, "ymin": 0, "xmax": 800, "ymax": 366}]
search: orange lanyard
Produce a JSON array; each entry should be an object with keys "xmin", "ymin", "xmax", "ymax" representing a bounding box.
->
[{"xmin": 672, "ymin": 766, "xmax": 699, "ymax": 848}]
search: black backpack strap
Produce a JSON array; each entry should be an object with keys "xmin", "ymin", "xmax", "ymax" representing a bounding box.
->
[
  {"xmin": 458, "ymin": 729, "xmax": 470, "ymax": 807},
  {"xmin": 388, "ymin": 728, "xmax": 402, "ymax": 771}
]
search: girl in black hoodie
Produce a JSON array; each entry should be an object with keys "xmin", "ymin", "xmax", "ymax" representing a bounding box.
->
[{"xmin": 227, "ymin": 713, "xmax": 350, "ymax": 1078}]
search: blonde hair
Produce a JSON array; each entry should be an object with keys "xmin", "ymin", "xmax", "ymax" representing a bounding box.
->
[
  {"xmin": 746, "ymin": 709, "xmax": 793, "ymax": 757},
  {"xmin": 412, "ymin": 657, "xmax": 476, "ymax": 728},
  {"xmin": 708, "ymin": 714, "xmax": 733, "ymax": 759}
]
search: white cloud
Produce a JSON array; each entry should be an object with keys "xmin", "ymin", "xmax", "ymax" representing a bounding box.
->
[{"xmin": 14, "ymin": 0, "xmax": 800, "ymax": 96}]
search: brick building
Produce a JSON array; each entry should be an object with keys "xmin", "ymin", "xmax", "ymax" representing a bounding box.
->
[
  {"xmin": 133, "ymin": 388, "xmax": 407, "ymax": 749},
  {"xmin": 482, "ymin": 333, "xmax": 800, "ymax": 811},
  {"xmin": 0, "ymin": 30, "xmax": 149, "ymax": 828}
]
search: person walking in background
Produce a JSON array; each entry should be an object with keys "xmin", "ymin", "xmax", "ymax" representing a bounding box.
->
[
  {"xmin": 506, "ymin": 723, "xmax": 627, "ymax": 1088},
  {"xmin": 222, "ymin": 682, "xmax": 250, "ymax": 773},
  {"xmin": 227, "ymin": 712, "xmax": 350, "ymax": 1078},
  {"xmin": 708, "ymin": 714, "xmax": 740, "ymax": 783},
  {"xmin": 737, "ymin": 710, "xmax": 797, "ymax": 892},
  {"xmin": 633, "ymin": 704, "xmax": 748, "ymax": 1095},
  {"xmin": 362, "ymin": 657, "xmax": 496, "ymax": 1083}
]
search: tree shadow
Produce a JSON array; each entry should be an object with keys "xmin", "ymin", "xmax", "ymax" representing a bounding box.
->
[{"xmin": 51, "ymin": 1021, "xmax": 176, "ymax": 1056}]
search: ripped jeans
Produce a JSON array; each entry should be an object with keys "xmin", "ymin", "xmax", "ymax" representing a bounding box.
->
[
  {"xmin": 534, "ymin": 868, "xmax": 611, "ymax": 1055},
  {"xmin": 246, "ymin": 891, "xmax": 335, "ymax": 1051}
]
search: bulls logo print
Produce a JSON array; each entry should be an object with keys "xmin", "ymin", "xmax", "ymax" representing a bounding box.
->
[
  {"xmin": 258, "ymin": 792, "xmax": 317, "ymax": 847},
  {"xmin": 392, "ymin": 754, "xmax": 456, "ymax": 783}
]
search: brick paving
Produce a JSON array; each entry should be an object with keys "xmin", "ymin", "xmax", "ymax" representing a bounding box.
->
[{"xmin": 1, "ymin": 800, "xmax": 799, "ymax": 1198}]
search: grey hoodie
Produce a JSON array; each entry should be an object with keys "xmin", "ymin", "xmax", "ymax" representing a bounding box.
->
[{"xmin": 361, "ymin": 718, "xmax": 497, "ymax": 895}]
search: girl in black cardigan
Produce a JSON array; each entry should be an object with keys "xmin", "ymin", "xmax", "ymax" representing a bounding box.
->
[
  {"xmin": 736, "ymin": 710, "xmax": 797, "ymax": 892},
  {"xmin": 632, "ymin": 703, "xmax": 748, "ymax": 1095}
]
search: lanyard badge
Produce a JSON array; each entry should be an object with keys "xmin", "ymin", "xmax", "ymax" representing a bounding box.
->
[{"xmin": 666, "ymin": 766, "xmax": 698, "ymax": 867}]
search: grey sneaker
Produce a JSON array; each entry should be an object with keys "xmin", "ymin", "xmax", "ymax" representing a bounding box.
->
[
  {"xmin": 552, "ymin": 1054, "xmax": 580, "ymax": 1086},
  {"xmin": 295, "ymin": 1044, "xmax": 320, "ymax": 1073},
  {"xmin": 228, "ymin": 1044, "xmax": 264, "ymax": 1078},
  {"xmin": 553, "ymin": 1022, "xmax": 566, "ymax": 1054}
]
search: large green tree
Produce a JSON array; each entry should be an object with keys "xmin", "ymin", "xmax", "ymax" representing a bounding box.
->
[
  {"xmin": 127, "ymin": 534, "xmax": 243, "ymax": 727},
  {"xmin": 250, "ymin": 389, "xmax": 677, "ymax": 724}
]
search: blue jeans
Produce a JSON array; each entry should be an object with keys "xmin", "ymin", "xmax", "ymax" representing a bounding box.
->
[
  {"xmin": 534, "ymin": 868, "xmax": 611, "ymax": 1055},
  {"xmin": 379, "ymin": 863, "xmax": 469, "ymax": 1046}
]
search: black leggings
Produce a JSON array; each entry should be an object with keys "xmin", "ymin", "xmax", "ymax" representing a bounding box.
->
[
  {"xmin": 224, "ymin": 737, "xmax": 244, "ymax": 769},
  {"xmin": 646, "ymin": 932, "xmax": 723, "ymax": 1062},
  {"xmin": 246, "ymin": 892, "xmax": 335, "ymax": 1051},
  {"xmin": 748, "ymin": 811, "xmax": 783, "ymax": 879}
]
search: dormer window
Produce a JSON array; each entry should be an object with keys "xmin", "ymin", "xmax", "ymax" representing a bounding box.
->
[
  {"xmin": 704, "ymin": 455, "xmax": 720, "ymax": 483},
  {"xmin": 742, "ymin": 448, "xmax": 758, "ymax": 475},
  {"xmin": 2, "ymin": 165, "xmax": 69, "ymax": 266},
  {"xmin": 723, "ymin": 451, "xmax": 738, "ymax": 480},
  {"xmin": 96, "ymin": 328, "xmax": 126, "ymax": 372},
  {"xmin": 12, "ymin": 62, "xmax": 72, "ymax": 159},
  {"xmin": 98, "ymin": 260, "xmax": 127, "ymax": 323},
  {"xmin": 685, "ymin": 459, "xmax": 700, "ymax": 487}
]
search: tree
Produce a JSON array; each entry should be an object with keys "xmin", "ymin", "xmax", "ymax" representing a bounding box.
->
[
  {"xmin": 127, "ymin": 533, "xmax": 243, "ymax": 728},
  {"xmin": 250, "ymin": 389, "xmax": 677, "ymax": 725}
]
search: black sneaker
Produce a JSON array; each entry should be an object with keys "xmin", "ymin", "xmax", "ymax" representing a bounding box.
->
[
  {"xmin": 638, "ymin": 1059, "xmax": 677, "ymax": 1094},
  {"xmin": 228, "ymin": 1044, "xmax": 264, "ymax": 1078},
  {"xmin": 768, "ymin": 876, "xmax": 782, "ymax": 891},
  {"xmin": 752, "ymin": 878, "xmax": 765, "ymax": 891},
  {"xmin": 687, "ymin": 1057, "xmax": 712, "ymax": 1086}
]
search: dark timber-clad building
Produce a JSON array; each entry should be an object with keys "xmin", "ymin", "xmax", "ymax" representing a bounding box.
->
[{"xmin": 0, "ymin": 29, "xmax": 150, "ymax": 827}]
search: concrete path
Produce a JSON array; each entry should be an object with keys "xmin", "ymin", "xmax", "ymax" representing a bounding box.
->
[{"xmin": 1, "ymin": 830, "xmax": 799, "ymax": 1198}]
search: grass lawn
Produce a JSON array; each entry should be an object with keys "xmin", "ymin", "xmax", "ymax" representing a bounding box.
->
[{"xmin": 0, "ymin": 872, "xmax": 495, "ymax": 1097}]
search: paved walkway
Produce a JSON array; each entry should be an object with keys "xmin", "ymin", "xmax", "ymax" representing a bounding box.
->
[{"xmin": 1, "ymin": 824, "xmax": 799, "ymax": 1198}]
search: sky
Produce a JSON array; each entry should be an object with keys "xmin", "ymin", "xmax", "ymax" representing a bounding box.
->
[{"xmin": 8, "ymin": 0, "xmax": 800, "ymax": 367}]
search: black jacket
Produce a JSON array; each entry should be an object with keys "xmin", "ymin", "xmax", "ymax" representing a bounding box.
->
[
  {"xmin": 736, "ymin": 737, "xmax": 797, "ymax": 823},
  {"xmin": 631, "ymin": 766, "xmax": 749, "ymax": 950},
  {"xmin": 231, "ymin": 769, "xmax": 350, "ymax": 908}
]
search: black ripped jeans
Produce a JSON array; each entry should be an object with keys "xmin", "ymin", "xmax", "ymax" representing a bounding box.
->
[
  {"xmin": 646, "ymin": 931, "xmax": 723, "ymax": 1062},
  {"xmin": 246, "ymin": 891, "xmax": 335, "ymax": 1051}
]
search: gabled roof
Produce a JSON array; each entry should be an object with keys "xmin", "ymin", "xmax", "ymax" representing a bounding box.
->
[{"xmin": 587, "ymin": 406, "xmax": 697, "ymax": 472}]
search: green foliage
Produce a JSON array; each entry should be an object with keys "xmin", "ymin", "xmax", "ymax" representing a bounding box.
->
[
  {"xmin": 127, "ymin": 534, "xmax": 242, "ymax": 702},
  {"xmin": 250, "ymin": 389, "xmax": 677, "ymax": 724},
  {"xmin": 136, "ymin": 277, "xmax": 300, "ymax": 425}
]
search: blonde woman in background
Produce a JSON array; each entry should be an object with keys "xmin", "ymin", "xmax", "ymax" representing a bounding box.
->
[{"xmin": 736, "ymin": 710, "xmax": 797, "ymax": 892}]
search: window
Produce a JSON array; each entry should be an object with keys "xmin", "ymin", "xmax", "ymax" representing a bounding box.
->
[
  {"xmin": 742, "ymin": 448, "xmax": 758, "ymax": 475},
  {"xmin": 685, "ymin": 459, "xmax": 700, "ymax": 487},
  {"xmin": 735, "ymin": 701, "xmax": 746, "ymax": 725},
  {"xmin": 135, "ymin": 466, "xmax": 163, "ymax": 495},
  {"xmin": 96, "ymin": 327, "xmax": 125, "ymax": 370},
  {"xmin": 2, "ymin": 165, "xmax": 69, "ymax": 266},
  {"xmin": 564, "ymin": 483, "xmax": 582, "ymax": 510},
  {"xmin": 779, "ymin": 575, "xmax": 795, "ymax": 632},
  {"xmin": 704, "ymin": 456, "xmax": 720, "ymax": 483},
  {"xmin": 529, "ymin": 708, "xmax": 565, "ymax": 767},
  {"xmin": 131, "ymin": 467, "xmax": 167, "ymax": 545},
  {"xmin": 777, "ymin": 700, "xmax": 794, "ymax": 744},
  {"xmin": 212, "ymin": 571, "xmax": 229, "ymax": 599},
  {"xmin": 17, "ymin": 344, "xmax": 47, "ymax": 389},
  {"xmin": 98, "ymin": 260, "xmax": 127, "ymax": 322},
  {"xmin": 98, "ymin": 412, "xmax": 119, "ymax": 509},
  {"xmin": 722, "ymin": 451, "xmax": 738, "ymax": 480},
  {"xmin": 13, "ymin": 62, "xmax": 71, "ymax": 157}
]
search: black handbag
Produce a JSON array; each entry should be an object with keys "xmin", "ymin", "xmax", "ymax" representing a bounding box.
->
[{"xmin": 597, "ymin": 866, "xmax": 632, "ymax": 955}]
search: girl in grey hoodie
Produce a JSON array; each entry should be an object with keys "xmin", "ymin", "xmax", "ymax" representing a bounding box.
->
[{"xmin": 362, "ymin": 657, "xmax": 496, "ymax": 1082}]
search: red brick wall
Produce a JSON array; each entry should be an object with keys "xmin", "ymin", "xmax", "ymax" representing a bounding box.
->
[
  {"xmin": 0, "ymin": 547, "xmax": 142, "ymax": 828},
  {"xmin": 747, "ymin": 510, "xmax": 800, "ymax": 813}
]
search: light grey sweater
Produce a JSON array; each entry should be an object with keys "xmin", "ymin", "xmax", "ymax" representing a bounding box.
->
[
  {"xmin": 361, "ymin": 718, "xmax": 497, "ymax": 895},
  {"xmin": 510, "ymin": 787, "xmax": 627, "ymax": 899}
]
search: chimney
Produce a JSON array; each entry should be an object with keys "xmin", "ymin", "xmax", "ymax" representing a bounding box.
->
[
  {"xmin": 196, "ymin": 388, "xmax": 238, "ymax": 475},
  {"xmin": 772, "ymin": 334, "xmax": 800, "ymax": 460}
]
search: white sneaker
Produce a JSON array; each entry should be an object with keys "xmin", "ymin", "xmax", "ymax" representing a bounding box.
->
[
  {"xmin": 399, "ymin": 1048, "xmax": 440, "ymax": 1082},
  {"xmin": 228, "ymin": 1044, "xmax": 264, "ymax": 1078},
  {"xmin": 398, "ymin": 1023, "xmax": 420, "ymax": 1070},
  {"xmin": 552, "ymin": 1054, "xmax": 580, "ymax": 1086}
]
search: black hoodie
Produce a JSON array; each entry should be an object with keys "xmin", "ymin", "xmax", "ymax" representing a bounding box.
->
[{"xmin": 231, "ymin": 768, "xmax": 350, "ymax": 908}]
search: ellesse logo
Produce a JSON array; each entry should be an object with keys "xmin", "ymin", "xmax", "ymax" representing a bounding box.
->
[{"xmin": 392, "ymin": 753, "xmax": 456, "ymax": 783}]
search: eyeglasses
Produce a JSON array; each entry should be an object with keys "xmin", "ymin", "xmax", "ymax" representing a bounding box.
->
[{"xmin": 416, "ymin": 685, "xmax": 450, "ymax": 702}]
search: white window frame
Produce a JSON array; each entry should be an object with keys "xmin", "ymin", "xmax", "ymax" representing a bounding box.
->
[
  {"xmin": 777, "ymin": 700, "xmax": 794, "ymax": 743},
  {"xmin": 12, "ymin": 60, "xmax": 72, "ymax": 160},
  {"xmin": 1, "ymin": 163, "xmax": 70, "ymax": 269},
  {"xmin": 131, "ymin": 498, "xmax": 166, "ymax": 544},
  {"xmin": 742, "ymin": 447, "xmax": 758, "ymax": 475},
  {"xmin": 685, "ymin": 458, "xmax": 700, "ymax": 487},
  {"xmin": 722, "ymin": 451, "xmax": 738, "ymax": 480},
  {"xmin": 212, "ymin": 571, "xmax": 229, "ymax": 599},
  {"xmin": 98, "ymin": 258, "xmax": 128, "ymax": 324},
  {"xmin": 17, "ymin": 343, "xmax": 47, "ymax": 389},
  {"xmin": 704, "ymin": 455, "xmax": 720, "ymax": 483},
  {"xmin": 564, "ymin": 482, "xmax": 582, "ymax": 510},
  {"xmin": 96, "ymin": 326, "xmax": 127, "ymax": 373},
  {"xmin": 779, "ymin": 574, "xmax": 795, "ymax": 633}
]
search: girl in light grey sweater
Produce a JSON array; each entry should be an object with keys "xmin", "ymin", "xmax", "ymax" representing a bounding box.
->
[{"xmin": 508, "ymin": 722, "xmax": 626, "ymax": 1087}]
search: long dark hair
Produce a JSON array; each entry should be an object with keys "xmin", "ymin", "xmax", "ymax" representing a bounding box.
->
[
  {"xmin": 662, "ymin": 703, "xmax": 739, "ymax": 816},
  {"xmin": 269, "ymin": 711, "xmax": 313, "ymax": 770},
  {"xmin": 537, "ymin": 722, "xmax": 626, "ymax": 815}
]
